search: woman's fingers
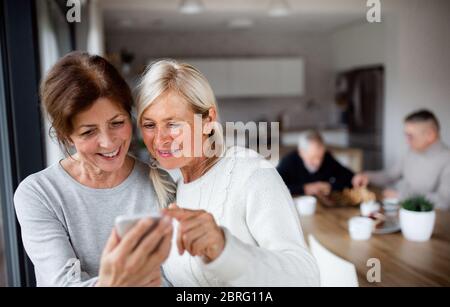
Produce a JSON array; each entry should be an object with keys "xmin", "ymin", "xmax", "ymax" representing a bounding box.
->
[
  {"xmin": 146, "ymin": 275, "xmax": 162, "ymax": 287},
  {"xmin": 175, "ymin": 212, "xmax": 204, "ymax": 255},
  {"xmin": 122, "ymin": 221, "xmax": 173, "ymax": 285},
  {"xmin": 191, "ymin": 233, "xmax": 214, "ymax": 258},
  {"xmin": 147, "ymin": 275, "xmax": 162, "ymax": 287},
  {"xmin": 167, "ymin": 207, "xmax": 220, "ymax": 259},
  {"xmin": 192, "ymin": 227, "xmax": 225, "ymax": 262},
  {"xmin": 103, "ymin": 228, "xmax": 120, "ymax": 255},
  {"xmin": 182, "ymin": 225, "xmax": 209, "ymax": 256},
  {"xmin": 154, "ymin": 229, "xmax": 173, "ymax": 262},
  {"xmin": 168, "ymin": 203, "xmax": 178, "ymax": 209},
  {"xmin": 166, "ymin": 207, "xmax": 199, "ymax": 256},
  {"xmin": 130, "ymin": 216, "xmax": 172, "ymax": 261},
  {"xmin": 174, "ymin": 209, "xmax": 215, "ymax": 256},
  {"xmin": 143, "ymin": 229, "xmax": 173, "ymax": 273},
  {"xmin": 178, "ymin": 213, "xmax": 219, "ymax": 257},
  {"xmin": 192, "ymin": 233, "xmax": 214, "ymax": 257},
  {"xmin": 116, "ymin": 217, "xmax": 156, "ymax": 257},
  {"xmin": 179, "ymin": 215, "xmax": 206, "ymax": 234},
  {"xmin": 99, "ymin": 216, "xmax": 174, "ymax": 287},
  {"xmin": 143, "ymin": 269, "xmax": 162, "ymax": 287},
  {"xmin": 176, "ymin": 221, "xmax": 185, "ymax": 255},
  {"xmin": 128, "ymin": 229, "xmax": 173, "ymax": 286}
]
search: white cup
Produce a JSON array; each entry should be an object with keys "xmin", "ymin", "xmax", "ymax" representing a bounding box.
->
[
  {"xmin": 360, "ymin": 201, "xmax": 381, "ymax": 217},
  {"xmin": 294, "ymin": 196, "xmax": 317, "ymax": 216},
  {"xmin": 348, "ymin": 217, "xmax": 373, "ymax": 240}
]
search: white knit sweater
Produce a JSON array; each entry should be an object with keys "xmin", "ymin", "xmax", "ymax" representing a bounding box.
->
[{"xmin": 162, "ymin": 146, "xmax": 320, "ymax": 286}]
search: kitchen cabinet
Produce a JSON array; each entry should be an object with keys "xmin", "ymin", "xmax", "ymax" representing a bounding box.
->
[{"xmin": 180, "ymin": 57, "xmax": 304, "ymax": 98}]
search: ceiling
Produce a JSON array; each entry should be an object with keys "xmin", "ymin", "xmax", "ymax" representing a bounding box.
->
[{"xmin": 100, "ymin": 0, "xmax": 368, "ymax": 34}]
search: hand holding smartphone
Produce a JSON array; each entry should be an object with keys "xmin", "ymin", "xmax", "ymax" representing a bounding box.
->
[{"xmin": 97, "ymin": 212, "xmax": 172, "ymax": 286}]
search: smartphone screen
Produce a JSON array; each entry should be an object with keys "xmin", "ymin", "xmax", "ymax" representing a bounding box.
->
[{"xmin": 115, "ymin": 213, "xmax": 162, "ymax": 239}]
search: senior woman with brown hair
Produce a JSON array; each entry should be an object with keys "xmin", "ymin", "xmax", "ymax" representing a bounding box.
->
[{"xmin": 13, "ymin": 52, "xmax": 175, "ymax": 286}]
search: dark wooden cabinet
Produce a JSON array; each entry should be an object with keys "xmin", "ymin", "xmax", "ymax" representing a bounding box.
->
[{"xmin": 336, "ymin": 66, "xmax": 384, "ymax": 170}]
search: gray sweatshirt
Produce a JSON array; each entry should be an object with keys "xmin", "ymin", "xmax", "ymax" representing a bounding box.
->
[
  {"xmin": 367, "ymin": 141, "xmax": 450, "ymax": 210},
  {"xmin": 13, "ymin": 158, "xmax": 160, "ymax": 286}
]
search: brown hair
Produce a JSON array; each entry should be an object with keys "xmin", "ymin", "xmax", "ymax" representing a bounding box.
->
[
  {"xmin": 405, "ymin": 109, "xmax": 440, "ymax": 131},
  {"xmin": 40, "ymin": 51, "xmax": 133, "ymax": 154},
  {"xmin": 41, "ymin": 51, "xmax": 176, "ymax": 207}
]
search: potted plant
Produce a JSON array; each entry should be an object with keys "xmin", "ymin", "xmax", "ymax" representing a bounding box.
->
[{"xmin": 399, "ymin": 196, "xmax": 435, "ymax": 242}]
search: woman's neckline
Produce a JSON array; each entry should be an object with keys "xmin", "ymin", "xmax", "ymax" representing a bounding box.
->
[
  {"xmin": 179, "ymin": 147, "xmax": 234, "ymax": 187},
  {"xmin": 57, "ymin": 155, "xmax": 138, "ymax": 193}
]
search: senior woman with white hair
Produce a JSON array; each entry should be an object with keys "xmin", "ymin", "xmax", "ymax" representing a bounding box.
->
[{"xmin": 136, "ymin": 59, "xmax": 319, "ymax": 286}]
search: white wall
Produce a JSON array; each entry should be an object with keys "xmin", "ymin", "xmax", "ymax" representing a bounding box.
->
[
  {"xmin": 383, "ymin": 0, "xmax": 450, "ymax": 166},
  {"xmin": 331, "ymin": 22, "xmax": 385, "ymax": 72},
  {"xmin": 106, "ymin": 31, "xmax": 336, "ymax": 126},
  {"xmin": 331, "ymin": 0, "xmax": 450, "ymax": 168}
]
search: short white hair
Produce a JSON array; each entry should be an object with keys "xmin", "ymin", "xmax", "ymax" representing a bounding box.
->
[{"xmin": 298, "ymin": 130, "xmax": 324, "ymax": 151}]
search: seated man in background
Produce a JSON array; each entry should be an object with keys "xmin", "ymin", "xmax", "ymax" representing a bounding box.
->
[
  {"xmin": 277, "ymin": 130, "xmax": 354, "ymax": 197},
  {"xmin": 353, "ymin": 109, "xmax": 450, "ymax": 210}
]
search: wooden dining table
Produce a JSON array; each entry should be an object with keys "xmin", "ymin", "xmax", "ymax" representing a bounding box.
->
[{"xmin": 298, "ymin": 205, "xmax": 450, "ymax": 286}]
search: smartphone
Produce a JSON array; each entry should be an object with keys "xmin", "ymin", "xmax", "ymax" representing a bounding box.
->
[{"xmin": 115, "ymin": 213, "xmax": 162, "ymax": 239}]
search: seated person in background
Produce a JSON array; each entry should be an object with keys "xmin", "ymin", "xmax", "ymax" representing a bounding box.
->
[
  {"xmin": 277, "ymin": 130, "xmax": 354, "ymax": 197},
  {"xmin": 353, "ymin": 109, "xmax": 450, "ymax": 210}
]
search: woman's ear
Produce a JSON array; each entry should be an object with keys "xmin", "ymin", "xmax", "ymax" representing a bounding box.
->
[
  {"xmin": 207, "ymin": 107, "xmax": 217, "ymax": 123},
  {"xmin": 66, "ymin": 136, "xmax": 74, "ymax": 147},
  {"xmin": 203, "ymin": 107, "xmax": 217, "ymax": 135}
]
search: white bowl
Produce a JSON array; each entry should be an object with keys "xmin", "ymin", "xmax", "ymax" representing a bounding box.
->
[
  {"xmin": 294, "ymin": 196, "xmax": 317, "ymax": 216},
  {"xmin": 348, "ymin": 217, "xmax": 373, "ymax": 240}
]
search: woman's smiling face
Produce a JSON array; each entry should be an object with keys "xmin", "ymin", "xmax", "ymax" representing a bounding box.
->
[
  {"xmin": 140, "ymin": 90, "xmax": 204, "ymax": 170},
  {"xmin": 69, "ymin": 97, "xmax": 132, "ymax": 173}
]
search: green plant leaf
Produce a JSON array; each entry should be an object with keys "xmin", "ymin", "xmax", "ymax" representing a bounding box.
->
[{"xmin": 401, "ymin": 196, "xmax": 434, "ymax": 212}]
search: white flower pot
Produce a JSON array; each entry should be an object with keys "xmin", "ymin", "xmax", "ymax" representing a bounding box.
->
[{"xmin": 399, "ymin": 208, "xmax": 435, "ymax": 242}]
